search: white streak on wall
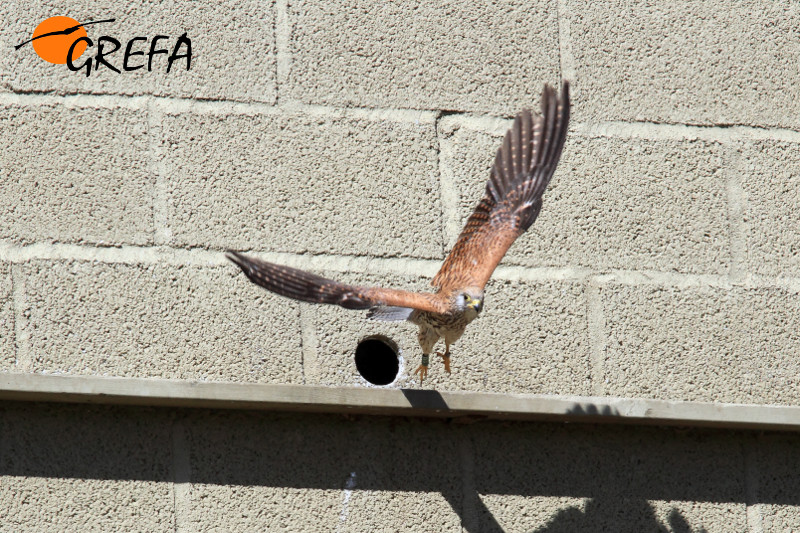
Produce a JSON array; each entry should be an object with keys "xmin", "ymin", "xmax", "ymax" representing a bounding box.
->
[{"xmin": 337, "ymin": 471, "xmax": 357, "ymax": 531}]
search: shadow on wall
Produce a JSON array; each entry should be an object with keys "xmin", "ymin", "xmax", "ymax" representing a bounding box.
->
[
  {"xmin": 529, "ymin": 501, "xmax": 706, "ymax": 533},
  {"xmin": 519, "ymin": 403, "xmax": 707, "ymax": 532},
  {"xmin": 0, "ymin": 400, "xmax": 796, "ymax": 531}
]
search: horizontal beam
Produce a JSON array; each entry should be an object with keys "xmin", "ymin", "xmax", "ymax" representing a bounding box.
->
[{"xmin": 1, "ymin": 373, "xmax": 799, "ymax": 432}]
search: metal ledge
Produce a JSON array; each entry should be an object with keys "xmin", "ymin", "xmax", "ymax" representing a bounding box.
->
[{"xmin": 1, "ymin": 373, "xmax": 799, "ymax": 432}]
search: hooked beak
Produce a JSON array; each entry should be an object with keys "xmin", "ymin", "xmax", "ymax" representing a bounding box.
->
[{"xmin": 468, "ymin": 298, "xmax": 483, "ymax": 313}]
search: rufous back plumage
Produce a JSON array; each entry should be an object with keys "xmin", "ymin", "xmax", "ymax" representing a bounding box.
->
[{"xmin": 228, "ymin": 81, "xmax": 570, "ymax": 316}]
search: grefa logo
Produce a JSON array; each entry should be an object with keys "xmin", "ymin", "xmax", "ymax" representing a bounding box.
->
[{"xmin": 15, "ymin": 16, "xmax": 192, "ymax": 76}]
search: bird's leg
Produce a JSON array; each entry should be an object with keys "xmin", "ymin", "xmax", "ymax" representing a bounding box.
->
[
  {"xmin": 414, "ymin": 354, "xmax": 430, "ymax": 384},
  {"xmin": 436, "ymin": 342, "xmax": 452, "ymax": 374}
]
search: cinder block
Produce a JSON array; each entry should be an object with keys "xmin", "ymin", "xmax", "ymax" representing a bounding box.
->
[
  {"xmin": 601, "ymin": 283, "xmax": 800, "ymax": 404},
  {"xmin": 183, "ymin": 411, "xmax": 463, "ymax": 532},
  {"xmin": 476, "ymin": 495, "xmax": 746, "ymax": 533},
  {"xmin": 161, "ymin": 110, "xmax": 445, "ymax": 258},
  {"xmin": 442, "ymin": 122, "xmax": 730, "ymax": 274},
  {"xmin": 738, "ymin": 139, "xmax": 800, "ymax": 278},
  {"xmin": 0, "ymin": 103, "xmax": 152, "ymax": 246},
  {"xmin": 470, "ymin": 423, "xmax": 746, "ymax": 532},
  {"xmin": 2, "ymin": 2, "xmax": 276, "ymax": 102},
  {"xmin": 308, "ymin": 270, "xmax": 433, "ymax": 388},
  {"xmin": 567, "ymin": 0, "xmax": 800, "ymax": 127},
  {"xmin": 754, "ymin": 434, "xmax": 800, "ymax": 532},
  {"xmin": 19, "ymin": 259, "xmax": 303, "ymax": 383},
  {"xmin": 0, "ymin": 402, "xmax": 174, "ymax": 532},
  {"xmin": 309, "ymin": 268, "xmax": 591, "ymax": 395},
  {"xmin": 287, "ymin": 0, "xmax": 560, "ymax": 114},
  {"xmin": 443, "ymin": 277, "xmax": 590, "ymax": 394},
  {"xmin": 0, "ymin": 263, "xmax": 13, "ymax": 369}
]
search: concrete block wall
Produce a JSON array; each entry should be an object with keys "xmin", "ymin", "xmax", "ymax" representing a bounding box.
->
[
  {"xmin": 2, "ymin": 402, "xmax": 800, "ymax": 532},
  {"xmin": 2, "ymin": 0, "xmax": 799, "ymax": 530}
]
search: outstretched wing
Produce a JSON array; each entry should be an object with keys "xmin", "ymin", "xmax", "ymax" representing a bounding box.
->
[
  {"xmin": 432, "ymin": 81, "xmax": 570, "ymax": 291},
  {"xmin": 227, "ymin": 251, "xmax": 448, "ymax": 314}
]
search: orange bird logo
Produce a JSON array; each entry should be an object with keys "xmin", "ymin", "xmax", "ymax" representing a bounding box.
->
[{"xmin": 15, "ymin": 16, "xmax": 114, "ymax": 64}]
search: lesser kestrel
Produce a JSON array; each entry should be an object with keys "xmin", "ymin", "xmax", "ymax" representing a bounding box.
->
[{"xmin": 228, "ymin": 81, "xmax": 570, "ymax": 384}]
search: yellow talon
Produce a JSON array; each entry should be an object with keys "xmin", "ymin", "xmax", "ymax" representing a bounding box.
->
[
  {"xmin": 414, "ymin": 364, "xmax": 429, "ymax": 384},
  {"xmin": 436, "ymin": 351, "xmax": 451, "ymax": 373}
]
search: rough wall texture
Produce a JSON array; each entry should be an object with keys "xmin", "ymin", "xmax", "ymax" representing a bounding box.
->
[
  {"xmin": 2, "ymin": 402, "xmax": 800, "ymax": 532},
  {"xmin": 1, "ymin": 0, "xmax": 799, "ymax": 530}
]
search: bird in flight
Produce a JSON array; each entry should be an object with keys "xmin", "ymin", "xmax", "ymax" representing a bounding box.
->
[{"xmin": 228, "ymin": 81, "xmax": 570, "ymax": 384}]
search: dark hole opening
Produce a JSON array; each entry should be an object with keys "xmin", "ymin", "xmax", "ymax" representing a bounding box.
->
[{"xmin": 355, "ymin": 336, "xmax": 399, "ymax": 386}]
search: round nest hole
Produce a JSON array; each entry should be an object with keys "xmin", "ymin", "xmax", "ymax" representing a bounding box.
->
[{"xmin": 354, "ymin": 335, "xmax": 399, "ymax": 386}]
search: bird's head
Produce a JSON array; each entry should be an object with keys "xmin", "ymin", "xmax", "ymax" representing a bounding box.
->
[{"xmin": 454, "ymin": 288, "xmax": 484, "ymax": 316}]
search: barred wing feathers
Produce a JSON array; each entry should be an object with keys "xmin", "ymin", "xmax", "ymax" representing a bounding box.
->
[
  {"xmin": 226, "ymin": 251, "xmax": 447, "ymax": 314},
  {"xmin": 431, "ymin": 81, "xmax": 570, "ymax": 292}
]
